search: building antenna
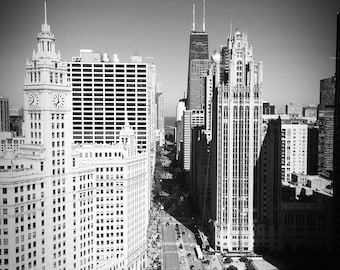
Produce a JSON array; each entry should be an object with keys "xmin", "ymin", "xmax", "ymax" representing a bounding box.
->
[
  {"xmin": 192, "ymin": 3, "xmax": 196, "ymax": 31},
  {"xmin": 203, "ymin": 0, "xmax": 206, "ymax": 32},
  {"xmin": 230, "ymin": 12, "xmax": 233, "ymax": 35},
  {"xmin": 44, "ymin": 1, "xmax": 47, "ymax": 24}
]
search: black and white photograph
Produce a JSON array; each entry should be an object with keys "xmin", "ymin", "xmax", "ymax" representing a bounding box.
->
[{"xmin": 0, "ymin": 0, "xmax": 339, "ymax": 269}]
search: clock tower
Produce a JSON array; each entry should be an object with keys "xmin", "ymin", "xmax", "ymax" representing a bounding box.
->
[{"xmin": 22, "ymin": 2, "xmax": 74, "ymax": 268}]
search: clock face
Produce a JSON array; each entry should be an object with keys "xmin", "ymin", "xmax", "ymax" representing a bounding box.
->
[
  {"xmin": 53, "ymin": 93, "xmax": 65, "ymax": 109},
  {"xmin": 29, "ymin": 93, "xmax": 39, "ymax": 109}
]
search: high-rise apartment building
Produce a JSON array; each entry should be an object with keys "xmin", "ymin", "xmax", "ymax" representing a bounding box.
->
[
  {"xmin": 0, "ymin": 97, "xmax": 10, "ymax": 132},
  {"xmin": 210, "ymin": 30, "xmax": 263, "ymax": 253},
  {"xmin": 281, "ymin": 119, "xmax": 308, "ymax": 182}
]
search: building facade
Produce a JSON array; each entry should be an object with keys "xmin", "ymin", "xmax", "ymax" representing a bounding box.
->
[
  {"xmin": 155, "ymin": 85, "xmax": 164, "ymax": 146},
  {"xmin": 285, "ymin": 103, "xmax": 303, "ymax": 118},
  {"xmin": 0, "ymin": 132, "xmax": 25, "ymax": 154},
  {"xmin": 318, "ymin": 76, "xmax": 335, "ymax": 179},
  {"xmin": 254, "ymin": 118, "xmax": 282, "ymax": 252},
  {"xmin": 281, "ymin": 119, "xmax": 308, "ymax": 183},
  {"xmin": 67, "ymin": 50, "xmax": 150, "ymax": 150},
  {"xmin": 74, "ymin": 126, "xmax": 148, "ymax": 270},
  {"xmin": 211, "ymin": 30, "xmax": 263, "ymax": 253}
]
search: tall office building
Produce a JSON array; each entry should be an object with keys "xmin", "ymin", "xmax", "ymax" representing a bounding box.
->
[
  {"xmin": 211, "ymin": 30, "xmax": 263, "ymax": 253},
  {"xmin": 319, "ymin": 76, "xmax": 335, "ymax": 178},
  {"xmin": 0, "ymin": 97, "xmax": 10, "ymax": 132},
  {"xmin": 320, "ymin": 75, "xmax": 336, "ymax": 109},
  {"xmin": 281, "ymin": 119, "xmax": 308, "ymax": 182},
  {"xmin": 68, "ymin": 50, "xmax": 150, "ymax": 151},
  {"xmin": 187, "ymin": 2, "xmax": 209, "ymax": 110},
  {"xmin": 67, "ymin": 50, "xmax": 154, "ymax": 213},
  {"xmin": 333, "ymin": 11, "xmax": 340, "ymax": 264},
  {"xmin": 183, "ymin": 1, "xmax": 209, "ymax": 175}
]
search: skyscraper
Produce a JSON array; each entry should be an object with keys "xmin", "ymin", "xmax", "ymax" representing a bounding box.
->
[
  {"xmin": 67, "ymin": 50, "xmax": 151, "ymax": 151},
  {"xmin": 211, "ymin": 30, "xmax": 263, "ymax": 253},
  {"xmin": 183, "ymin": 1, "xmax": 209, "ymax": 174},
  {"xmin": 319, "ymin": 75, "xmax": 336, "ymax": 178},
  {"xmin": 187, "ymin": 1, "xmax": 209, "ymax": 110},
  {"xmin": 281, "ymin": 119, "xmax": 308, "ymax": 182}
]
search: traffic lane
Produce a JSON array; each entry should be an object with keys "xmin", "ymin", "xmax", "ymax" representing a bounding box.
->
[
  {"xmin": 162, "ymin": 223, "xmax": 177, "ymax": 243},
  {"xmin": 163, "ymin": 248, "xmax": 180, "ymax": 270},
  {"xmin": 161, "ymin": 217, "xmax": 181, "ymax": 270}
]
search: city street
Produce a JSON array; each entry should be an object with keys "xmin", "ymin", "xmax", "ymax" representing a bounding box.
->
[{"xmin": 161, "ymin": 212, "xmax": 204, "ymax": 270}]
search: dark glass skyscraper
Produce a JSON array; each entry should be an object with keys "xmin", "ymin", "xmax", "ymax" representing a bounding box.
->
[{"xmin": 187, "ymin": 4, "xmax": 209, "ymax": 110}]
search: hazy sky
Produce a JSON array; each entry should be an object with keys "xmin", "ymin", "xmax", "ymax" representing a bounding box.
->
[{"xmin": 0, "ymin": 0, "xmax": 339, "ymax": 116}]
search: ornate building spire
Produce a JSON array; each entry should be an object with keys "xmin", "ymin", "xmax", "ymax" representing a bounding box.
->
[{"xmin": 35, "ymin": 1, "xmax": 57, "ymax": 59}]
